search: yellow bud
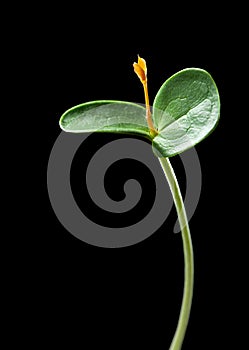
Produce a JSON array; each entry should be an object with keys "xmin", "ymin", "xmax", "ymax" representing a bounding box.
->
[{"xmin": 133, "ymin": 55, "xmax": 147, "ymax": 84}]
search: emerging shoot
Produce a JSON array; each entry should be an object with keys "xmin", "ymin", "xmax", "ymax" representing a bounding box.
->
[{"xmin": 133, "ymin": 56, "xmax": 158, "ymax": 137}]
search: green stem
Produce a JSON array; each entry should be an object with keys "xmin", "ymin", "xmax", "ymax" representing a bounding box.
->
[{"xmin": 159, "ymin": 157, "xmax": 194, "ymax": 350}]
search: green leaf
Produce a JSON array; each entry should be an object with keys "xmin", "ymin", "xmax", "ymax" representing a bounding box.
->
[
  {"xmin": 152, "ymin": 68, "xmax": 220, "ymax": 157},
  {"xmin": 59, "ymin": 100, "xmax": 150, "ymax": 138}
]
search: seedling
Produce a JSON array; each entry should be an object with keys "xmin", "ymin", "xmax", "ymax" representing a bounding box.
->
[{"xmin": 59, "ymin": 56, "xmax": 220, "ymax": 350}]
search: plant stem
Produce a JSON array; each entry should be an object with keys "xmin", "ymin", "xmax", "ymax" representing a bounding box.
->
[
  {"xmin": 159, "ymin": 157, "xmax": 194, "ymax": 350},
  {"xmin": 142, "ymin": 81, "xmax": 158, "ymax": 137}
]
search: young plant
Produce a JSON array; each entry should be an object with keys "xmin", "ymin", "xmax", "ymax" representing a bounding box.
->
[{"xmin": 59, "ymin": 56, "xmax": 220, "ymax": 350}]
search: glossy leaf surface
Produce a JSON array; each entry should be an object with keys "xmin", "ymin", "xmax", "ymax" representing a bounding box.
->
[
  {"xmin": 152, "ymin": 68, "xmax": 220, "ymax": 157},
  {"xmin": 60, "ymin": 100, "xmax": 150, "ymax": 138}
]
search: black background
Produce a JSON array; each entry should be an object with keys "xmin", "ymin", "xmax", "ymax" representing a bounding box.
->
[{"xmin": 14, "ymin": 4, "xmax": 245, "ymax": 349}]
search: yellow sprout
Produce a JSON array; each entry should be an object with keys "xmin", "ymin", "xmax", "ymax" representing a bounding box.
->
[
  {"xmin": 133, "ymin": 56, "xmax": 147, "ymax": 84},
  {"xmin": 133, "ymin": 55, "xmax": 157, "ymax": 137}
]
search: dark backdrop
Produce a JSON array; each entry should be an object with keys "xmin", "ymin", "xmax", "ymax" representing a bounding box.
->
[{"xmin": 15, "ymin": 4, "xmax": 244, "ymax": 349}]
